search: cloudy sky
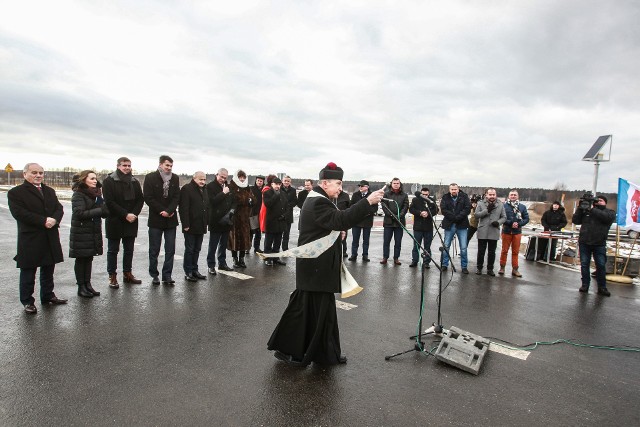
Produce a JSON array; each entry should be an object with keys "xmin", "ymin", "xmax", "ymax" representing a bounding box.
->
[{"xmin": 1, "ymin": 0, "xmax": 639, "ymax": 192}]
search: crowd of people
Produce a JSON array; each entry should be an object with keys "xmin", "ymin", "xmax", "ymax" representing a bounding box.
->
[{"xmin": 8, "ymin": 157, "xmax": 617, "ymax": 323}]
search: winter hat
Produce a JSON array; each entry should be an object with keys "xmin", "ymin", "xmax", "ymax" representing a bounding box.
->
[{"xmin": 319, "ymin": 162, "xmax": 344, "ymax": 180}]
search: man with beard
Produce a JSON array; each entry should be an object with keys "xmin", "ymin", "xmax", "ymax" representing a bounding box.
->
[
  {"xmin": 207, "ymin": 168, "xmax": 236, "ymax": 273},
  {"xmin": 268, "ymin": 162, "xmax": 384, "ymax": 366},
  {"xmin": 249, "ymin": 175, "xmax": 265, "ymax": 253},
  {"xmin": 144, "ymin": 155, "xmax": 180, "ymax": 285},
  {"xmin": 8, "ymin": 163, "xmax": 67, "ymax": 314},
  {"xmin": 380, "ymin": 178, "xmax": 409, "ymax": 265},
  {"xmin": 102, "ymin": 156, "xmax": 144, "ymax": 288},
  {"xmin": 280, "ymin": 175, "xmax": 298, "ymax": 251},
  {"xmin": 348, "ymin": 180, "xmax": 377, "ymax": 262},
  {"xmin": 408, "ymin": 187, "xmax": 438, "ymax": 268},
  {"xmin": 179, "ymin": 171, "xmax": 209, "ymax": 282},
  {"xmin": 499, "ymin": 189, "xmax": 529, "ymax": 277},
  {"xmin": 474, "ymin": 188, "xmax": 506, "ymax": 276}
]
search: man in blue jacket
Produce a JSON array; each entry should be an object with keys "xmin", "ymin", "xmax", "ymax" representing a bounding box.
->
[{"xmin": 499, "ymin": 189, "xmax": 529, "ymax": 277}]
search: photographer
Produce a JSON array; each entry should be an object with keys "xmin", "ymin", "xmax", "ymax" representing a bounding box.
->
[
  {"xmin": 468, "ymin": 194, "xmax": 481, "ymax": 244},
  {"xmin": 572, "ymin": 194, "xmax": 615, "ymax": 296}
]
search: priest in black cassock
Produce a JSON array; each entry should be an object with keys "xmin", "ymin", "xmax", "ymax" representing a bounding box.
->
[{"xmin": 267, "ymin": 162, "xmax": 384, "ymax": 366}]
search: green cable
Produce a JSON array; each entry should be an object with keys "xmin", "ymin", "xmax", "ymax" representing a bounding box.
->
[{"xmin": 490, "ymin": 339, "xmax": 640, "ymax": 352}]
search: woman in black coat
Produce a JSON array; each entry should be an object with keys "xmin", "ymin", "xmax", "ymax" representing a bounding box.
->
[
  {"xmin": 538, "ymin": 201, "xmax": 568, "ymax": 260},
  {"xmin": 70, "ymin": 170, "xmax": 109, "ymax": 298}
]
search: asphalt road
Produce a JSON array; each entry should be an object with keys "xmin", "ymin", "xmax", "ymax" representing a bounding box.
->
[{"xmin": 0, "ymin": 191, "xmax": 639, "ymax": 426}]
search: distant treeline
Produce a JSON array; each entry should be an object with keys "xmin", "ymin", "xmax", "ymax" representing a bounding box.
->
[{"xmin": 1, "ymin": 169, "xmax": 614, "ymax": 203}]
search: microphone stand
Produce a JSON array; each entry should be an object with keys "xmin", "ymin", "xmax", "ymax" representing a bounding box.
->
[{"xmin": 381, "ymin": 197, "xmax": 451, "ymax": 361}]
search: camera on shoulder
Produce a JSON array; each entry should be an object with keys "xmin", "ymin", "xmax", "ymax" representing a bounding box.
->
[{"xmin": 579, "ymin": 192, "xmax": 598, "ymax": 210}]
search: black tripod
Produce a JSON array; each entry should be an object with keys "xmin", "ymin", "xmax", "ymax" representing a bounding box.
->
[{"xmin": 382, "ymin": 198, "xmax": 455, "ymax": 360}]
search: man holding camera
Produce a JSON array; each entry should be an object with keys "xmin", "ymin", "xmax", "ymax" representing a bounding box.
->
[{"xmin": 572, "ymin": 194, "xmax": 616, "ymax": 296}]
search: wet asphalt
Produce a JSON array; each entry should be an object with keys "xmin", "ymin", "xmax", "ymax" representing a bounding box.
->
[{"xmin": 0, "ymin": 191, "xmax": 639, "ymax": 426}]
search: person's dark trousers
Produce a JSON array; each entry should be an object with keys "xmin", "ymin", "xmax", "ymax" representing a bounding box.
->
[
  {"xmin": 383, "ymin": 226, "xmax": 403, "ymax": 259},
  {"xmin": 282, "ymin": 222, "xmax": 292, "ymax": 251},
  {"xmin": 351, "ymin": 226, "xmax": 371, "ymax": 257},
  {"xmin": 264, "ymin": 232, "xmax": 283, "ymax": 254},
  {"xmin": 579, "ymin": 242, "xmax": 607, "ymax": 289},
  {"xmin": 207, "ymin": 231, "xmax": 229, "ymax": 268},
  {"xmin": 19, "ymin": 265, "xmax": 55, "ymax": 305},
  {"xmin": 74, "ymin": 257, "xmax": 94, "ymax": 284},
  {"xmin": 149, "ymin": 227, "xmax": 176, "ymax": 281},
  {"xmin": 477, "ymin": 239, "xmax": 498, "ymax": 270},
  {"xmin": 251, "ymin": 228, "xmax": 262, "ymax": 251},
  {"xmin": 184, "ymin": 233, "xmax": 204, "ymax": 275},
  {"xmin": 107, "ymin": 236, "xmax": 136, "ymax": 274},
  {"xmin": 411, "ymin": 230, "xmax": 434, "ymax": 264},
  {"xmin": 341, "ymin": 230, "xmax": 348, "ymax": 255},
  {"xmin": 467, "ymin": 226, "xmax": 477, "ymax": 245}
]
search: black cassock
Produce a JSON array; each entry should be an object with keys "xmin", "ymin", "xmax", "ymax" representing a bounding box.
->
[{"xmin": 268, "ymin": 186, "xmax": 371, "ymax": 365}]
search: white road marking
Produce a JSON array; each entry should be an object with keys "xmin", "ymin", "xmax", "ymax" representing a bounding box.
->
[
  {"xmin": 216, "ymin": 270, "xmax": 253, "ymax": 280},
  {"xmin": 488, "ymin": 343, "xmax": 530, "ymax": 360},
  {"xmin": 336, "ymin": 300, "xmax": 358, "ymax": 310}
]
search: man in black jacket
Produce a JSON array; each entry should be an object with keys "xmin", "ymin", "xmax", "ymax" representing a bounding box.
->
[
  {"xmin": 296, "ymin": 179, "xmax": 313, "ymax": 209},
  {"xmin": 348, "ymin": 180, "xmax": 378, "ymax": 262},
  {"xmin": 8, "ymin": 163, "xmax": 68, "ymax": 314},
  {"xmin": 381, "ymin": 178, "xmax": 409, "ymax": 265},
  {"xmin": 102, "ymin": 156, "xmax": 144, "ymax": 288},
  {"xmin": 179, "ymin": 171, "xmax": 209, "ymax": 282},
  {"xmin": 440, "ymin": 183, "xmax": 472, "ymax": 274},
  {"xmin": 572, "ymin": 195, "xmax": 616, "ymax": 296},
  {"xmin": 143, "ymin": 155, "xmax": 180, "ymax": 285},
  {"xmin": 268, "ymin": 162, "xmax": 384, "ymax": 366},
  {"xmin": 280, "ymin": 175, "xmax": 298, "ymax": 251},
  {"xmin": 206, "ymin": 168, "xmax": 236, "ymax": 273},
  {"xmin": 249, "ymin": 175, "xmax": 265, "ymax": 252},
  {"xmin": 409, "ymin": 187, "xmax": 438, "ymax": 268},
  {"xmin": 262, "ymin": 177, "xmax": 287, "ymax": 266}
]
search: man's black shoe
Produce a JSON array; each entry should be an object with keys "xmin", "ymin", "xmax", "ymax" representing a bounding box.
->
[
  {"xmin": 152, "ymin": 277, "xmax": 160, "ymax": 285},
  {"xmin": 274, "ymin": 259, "xmax": 287, "ymax": 266},
  {"xmin": 24, "ymin": 304, "xmax": 37, "ymax": 314},
  {"xmin": 476, "ymin": 268, "xmax": 482, "ymax": 275},
  {"xmin": 441, "ymin": 266, "xmax": 448, "ymax": 272},
  {"xmin": 193, "ymin": 272, "xmax": 206, "ymax": 280},
  {"xmin": 274, "ymin": 350, "xmax": 308, "ymax": 367},
  {"xmin": 338, "ymin": 354, "xmax": 348, "ymax": 364},
  {"xmin": 409, "ymin": 262, "xmax": 418, "ymax": 268},
  {"xmin": 597, "ymin": 287, "xmax": 611, "ymax": 297},
  {"xmin": 461, "ymin": 268, "xmax": 469, "ymax": 274},
  {"xmin": 579, "ymin": 285, "xmax": 589, "ymax": 293},
  {"xmin": 487, "ymin": 270, "xmax": 495, "ymax": 276},
  {"xmin": 208, "ymin": 268, "xmax": 217, "ymax": 275},
  {"xmin": 162, "ymin": 278, "xmax": 175, "ymax": 286},
  {"xmin": 362, "ymin": 256, "xmax": 370, "ymax": 262},
  {"xmin": 218, "ymin": 265, "xmax": 233, "ymax": 271},
  {"xmin": 185, "ymin": 274, "xmax": 198, "ymax": 282},
  {"xmin": 348, "ymin": 256, "xmax": 357, "ymax": 261},
  {"xmin": 264, "ymin": 260, "xmax": 274, "ymax": 266},
  {"xmin": 42, "ymin": 296, "xmax": 68, "ymax": 304},
  {"xmin": 423, "ymin": 264, "xmax": 431, "ymax": 269}
]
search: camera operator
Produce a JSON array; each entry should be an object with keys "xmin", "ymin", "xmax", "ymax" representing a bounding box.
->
[
  {"xmin": 467, "ymin": 194, "xmax": 481, "ymax": 244},
  {"xmin": 572, "ymin": 194, "xmax": 615, "ymax": 296}
]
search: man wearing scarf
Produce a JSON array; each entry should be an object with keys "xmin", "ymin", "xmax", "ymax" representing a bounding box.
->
[
  {"xmin": 499, "ymin": 189, "xmax": 529, "ymax": 277},
  {"xmin": 475, "ymin": 188, "xmax": 506, "ymax": 276},
  {"xmin": 103, "ymin": 157, "xmax": 144, "ymax": 288},
  {"xmin": 267, "ymin": 162, "xmax": 384, "ymax": 367},
  {"xmin": 143, "ymin": 155, "xmax": 180, "ymax": 285}
]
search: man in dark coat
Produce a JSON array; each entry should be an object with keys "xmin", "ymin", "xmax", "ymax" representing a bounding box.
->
[
  {"xmin": 336, "ymin": 188, "xmax": 351, "ymax": 257},
  {"xmin": 102, "ymin": 156, "xmax": 144, "ymax": 288},
  {"xmin": 409, "ymin": 187, "xmax": 438, "ymax": 268},
  {"xmin": 348, "ymin": 180, "xmax": 377, "ymax": 262},
  {"xmin": 179, "ymin": 171, "xmax": 209, "ymax": 282},
  {"xmin": 440, "ymin": 183, "xmax": 472, "ymax": 273},
  {"xmin": 572, "ymin": 195, "xmax": 616, "ymax": 296},
  {"xmin": 268, "ymin": 162, "xmax": 384, "ymax": 366},
  {"xmin": 280, "ymin": 175, "xmax": 298, "ymax": 251},
  {"xmin": 249, "ymin": 175, "xmax": 265, "ymax": 252},
  {"xmin": 8, "ymin": 163, "xmax": 67, "ymax": 314},
  {"xmin": 143, "ymin": 155, "xmax": 180, "ymax": 285},
  {"xmin": 380, "ymin": 178, "xmax": 409, "ymax": 265},
  {"xmin": 206, "ymin": 168, "xmax": 236, "ymax": 273},
  {"xmin": 296, "ymin": 179, "xmax": 313, "ymax": 209},
  {"xmin": 262, "ymin": 177, "xmax": 288, "ymax": 266}
]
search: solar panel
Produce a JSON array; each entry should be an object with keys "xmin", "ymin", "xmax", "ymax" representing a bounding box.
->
[{"xmin": 582, "ymin": 135, "xmax": 612, "ymax": 161}]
